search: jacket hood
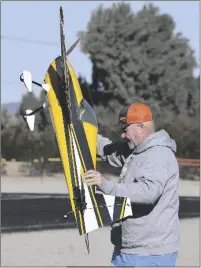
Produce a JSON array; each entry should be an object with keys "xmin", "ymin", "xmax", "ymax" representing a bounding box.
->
[{"xmin": 135, "ymin": 129, "xmax": 177, "ymax": 154}]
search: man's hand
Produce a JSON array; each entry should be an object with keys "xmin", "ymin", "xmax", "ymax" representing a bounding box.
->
[{"xmin": 83, "ymin": 170, "xmax": 103, "ymax": 186}]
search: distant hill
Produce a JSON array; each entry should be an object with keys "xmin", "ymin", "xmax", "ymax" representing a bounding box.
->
[{"xmin": 1, "ymin": 102, "xmax": 20, "ymax": 115}]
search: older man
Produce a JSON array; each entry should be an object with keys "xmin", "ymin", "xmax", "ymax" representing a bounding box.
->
[{"xmin": 84, "ymin": 103, "xmax": 180, "ymax": 267}]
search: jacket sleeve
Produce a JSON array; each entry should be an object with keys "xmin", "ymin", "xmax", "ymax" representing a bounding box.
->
[
  {"xmin": 98, "ymin": 161, "xmax": 170, "ymax": 204},
  {"xmin": 97, "ymin": 134, "xmax": 130, "ymax": 168}
]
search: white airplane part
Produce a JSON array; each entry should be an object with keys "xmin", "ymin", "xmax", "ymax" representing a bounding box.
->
[
  {"xmin": 41, "ymin": 83, "xmax": 50, "ymax": 92},
  {"xmin": 22, "ymin": 71, "xmax": 32, "ymax": 92},
  {"xmin": 25, "ymin": 109, "xmax": 35, "ymax": 131}
]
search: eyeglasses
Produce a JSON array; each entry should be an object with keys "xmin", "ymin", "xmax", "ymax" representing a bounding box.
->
[
  {"xmin": 121, "ymin": 125, "xmax": 130, "ymax": 133},
  {"xmin": 121, "ymin": 123, "xmax": 142, "ymax": 133}
]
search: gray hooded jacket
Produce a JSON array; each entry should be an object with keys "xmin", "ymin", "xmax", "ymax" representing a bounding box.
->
[{"xmin": 97, "ymin": 130, "xmax": 180, "ymax": 255}]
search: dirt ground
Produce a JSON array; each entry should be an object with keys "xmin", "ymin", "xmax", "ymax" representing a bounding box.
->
[
  {"xmin": 1, "ymin": 218, "xmax": 199, "ymax": 267},
  {"xmin": 1, "ymin": 174, "xmax": 200, "ymax": 197}
]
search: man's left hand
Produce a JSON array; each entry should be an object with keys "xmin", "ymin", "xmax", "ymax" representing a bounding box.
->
[{"xmin": 83, "ymin": 170, "xmax": 103, "ymax": 186}]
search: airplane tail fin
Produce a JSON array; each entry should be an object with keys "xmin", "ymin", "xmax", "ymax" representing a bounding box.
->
[{"xmin": 24, "ymin": 109, "xmax": 35, "ymax": 131}]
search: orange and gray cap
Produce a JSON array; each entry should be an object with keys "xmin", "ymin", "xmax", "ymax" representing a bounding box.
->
[{"xmin": 114, "ymin": 103, "xmax": 153, "ymax": 131}]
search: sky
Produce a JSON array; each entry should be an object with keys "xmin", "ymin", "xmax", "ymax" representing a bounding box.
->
[{"xmin": 1, "ymin": 1, "xmax": 200, "ymax": 104}]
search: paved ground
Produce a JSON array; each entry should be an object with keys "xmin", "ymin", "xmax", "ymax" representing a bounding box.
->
[
  {"xmin": 1, "ymin": 218, "xmax": 199, "ymax": 267},
  {"xmin": 1, "ymin": 175, "xmax": 200, "ymax": 196}
]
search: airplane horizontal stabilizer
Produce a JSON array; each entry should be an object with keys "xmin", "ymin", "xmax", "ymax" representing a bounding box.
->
[
  {"xmin": 21, "ymin": 71, "xmax": 32, "ymax": 92},
  {"xmin": 24, "ymin": 109, "xmax": 35, "ymax": 131}
]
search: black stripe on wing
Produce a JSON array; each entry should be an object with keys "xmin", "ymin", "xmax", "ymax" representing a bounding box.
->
[
  {"xmin": 68, "ymin": 75, "xmax": 112, "ymax": 227},
  {"xmin": 113, "ymin": 197, "xmax": 125, "ymax": 222},
  {"xmin": 47, "ymin": 61, "xmax": 86, "ymax": 234}
]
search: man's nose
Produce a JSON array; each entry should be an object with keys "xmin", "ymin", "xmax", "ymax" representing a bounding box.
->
[{"xmin": 121, "ymin": 132, "xmax": 126, "ymax": 139}]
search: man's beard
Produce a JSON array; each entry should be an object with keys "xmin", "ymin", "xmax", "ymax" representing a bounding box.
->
[
  {"xmin": 121, "ymin": 137, "xmax": 136, "ymax": 150},
  {"xmin": 125, "ymin": 138, "xmax": 135, "ymax": 150}
]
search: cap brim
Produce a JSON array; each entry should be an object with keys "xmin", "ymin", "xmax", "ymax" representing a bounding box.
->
[{"xmin": 112, "ymin": 122, "xmax": 129, "ymax": 133}]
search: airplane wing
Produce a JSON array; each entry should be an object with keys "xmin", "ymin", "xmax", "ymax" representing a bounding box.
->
[
  {"xmin": 43, "ymin": 7, "xmax": 132, "ymax": 238},
  {"xmin": 19, "ymin": 6, "xmax": 132, "ymax": 253}
]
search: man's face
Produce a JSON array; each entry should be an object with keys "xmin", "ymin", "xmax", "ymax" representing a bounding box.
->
[{"xmin": 121, "ymin": 123, "xmax": 145, "ymax": 149}]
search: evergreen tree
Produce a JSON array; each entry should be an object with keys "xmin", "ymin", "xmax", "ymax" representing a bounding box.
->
[{"xmin": 79, "ymin": 2, "xmax": 198, "ymax": 118}]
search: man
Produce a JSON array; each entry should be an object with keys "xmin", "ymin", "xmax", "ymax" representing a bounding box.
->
[{"xmin": 84, "ymin": 102, "xmax": 180, "ymax": 267}]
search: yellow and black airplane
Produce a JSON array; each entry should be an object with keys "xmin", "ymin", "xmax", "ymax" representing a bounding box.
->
[{"xmin": 20, "ymin": 6, "xmax": 132, "ymax": 253}]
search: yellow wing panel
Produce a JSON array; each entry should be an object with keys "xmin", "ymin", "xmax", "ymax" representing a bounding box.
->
[{"xmin": 44, "ymin": 61, "xmax": 77, "ymax": 216}]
